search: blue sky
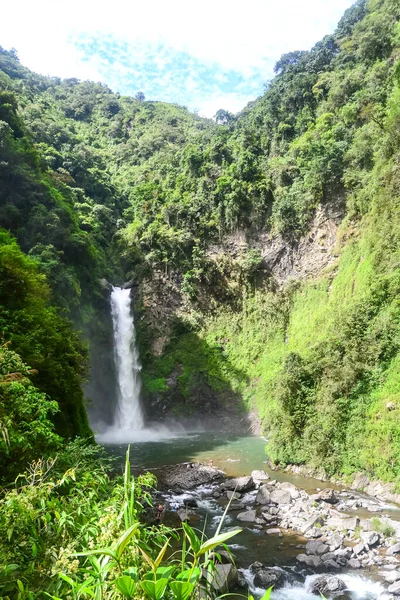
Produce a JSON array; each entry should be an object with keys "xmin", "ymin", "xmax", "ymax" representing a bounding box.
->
[{"xmin": 1, "ymin": 0, "xmax": 355, "ymax": 117}]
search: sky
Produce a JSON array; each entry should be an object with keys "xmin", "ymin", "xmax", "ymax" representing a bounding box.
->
[{"xmin": 1, "ymin": 0, "xmax": 355, "ymax": 117}]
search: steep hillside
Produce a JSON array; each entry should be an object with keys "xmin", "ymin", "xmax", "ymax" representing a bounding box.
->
[{"xmin": 1, "ymin": 0, "xmax": 400, "ymax": 482}]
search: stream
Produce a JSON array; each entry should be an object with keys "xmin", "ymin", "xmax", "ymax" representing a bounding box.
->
[{"xmin": 103, "ymin": 431, "xmax": 400, "ymax": 599}]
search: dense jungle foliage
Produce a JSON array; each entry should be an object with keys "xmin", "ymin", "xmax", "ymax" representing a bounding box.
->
[
  {"xmin": 1, "ymin": 2, "xmax": 400, "ymax": 594},
  {"xmin": 2, "ymin": 0, "xmax": 400, "ymax": 596}
]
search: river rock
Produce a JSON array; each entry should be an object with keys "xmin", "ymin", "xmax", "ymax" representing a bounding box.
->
[
  {"xmin": 306, "ymin": 540, "xmax": 329, "ymax": 555},
  {"xmin": 250, "ymin": 563, "xmax": 284, "ymax": 589},
  {"xmin": 388, "ymin": 582, "xmax": 400, "ymax": 596},
  {"xmin": 348, "ymin": 558, "xmax": 361, "ymax": 569},
  {"xmin": 361, "ymin": 531, "xmax": 380, "ymax": 547},
  {"xmin": 385, "ymin": 572, "xmax": 400, "ymax": 583},
  {"xmin": 237, "ymin": 510, "xmax": 257, "ymax": 523},
  {"xmin": 352, "ymin": 542, "xmax": 366, "ymax": 556},
  {"xmin": 251, "ymin": 470, "xmax": 270, "ymax": 483},
  {"xmin": 228, "ymin": 503, "xmax": 245, "ymax": 511},
  {"xmin": 316, "ymin": 488, "xmax": 339, "ymax": 504},
  {"xmin": 266, "ymin": 528, "xmax": 282, "ymax": 535},
  {"xmin": 279, "ymin": 482, "xmax": 300, "ymax": 499},
  {"xmin": 226, "ymin": 490, "xmax": 241, "ymax": 501},
  {"xmin": 328, "ymin": 533, "xmax": 344, "ymax": 551},
  {"xmin": 322, "ymin": 552, "xmax": 337, "ymax": 562},
  {"xmin": 256, "ymin": 485, "xmax": 271, "ymax": 505},
  {"xmin": 270, "ymin": 489, "xmax": 292, "ymax": 505},
  {"xmin": 301, "ymin": 514, "xmax": 325, "ymax": 534},
  {"xmin": 387, "ymin": 543, "xmax": 400, "ymax": 556},
  {"xmin": 223, "ymin": 476, "xmax": 254, "ymax": 492},
  {"xmin": 209, "ymin": 564, "xmax": 238, "ymax": 593},
  {"xmin": 183, "ymin": 497, "xmax": 198, "ymax": 508},
  {"xmin": 327, "ymin": 516, "xmax": 359, "ymax": 531},
  {"xmin": 324, "ymin": 559, "xmax": 341, "ymax": 570},
  {"xmin": 155, "ymin": 462, "xmax": 224, "ymax": 491},
  {"xmin": 309, "ymin": 575, "xmax": 346, "ymax": 595}
]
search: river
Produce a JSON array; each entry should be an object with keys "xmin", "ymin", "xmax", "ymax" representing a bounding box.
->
[{"xmin": 103, "ymin": 430, "xmax": 400, "ymax": 599}]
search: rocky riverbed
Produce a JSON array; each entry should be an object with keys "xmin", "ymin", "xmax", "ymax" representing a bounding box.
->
[{"xmin": 151, "ymin": 462, "xmax": 400, "ymax": 598}]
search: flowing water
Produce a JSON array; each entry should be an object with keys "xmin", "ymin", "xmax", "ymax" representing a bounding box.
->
[
  {"xmin": 104, "ymin": 432, "xmax": 400, "ymax": 599},
  {"xmin": 99, "ymin": 286, "xmax": 144, "ymax": 439},
  {"xmin": 95, "ymin": 290, "xmax": 398, "ymax": 598}
]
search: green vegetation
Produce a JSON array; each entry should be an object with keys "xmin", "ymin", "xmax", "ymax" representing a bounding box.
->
[{"xmin": 1, "ymin": 1, "xmax": 400, "ymax": 596}]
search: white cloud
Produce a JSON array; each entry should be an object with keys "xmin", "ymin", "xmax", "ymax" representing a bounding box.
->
[{"xmin": 0, "ymin": 0, "xmax": 355, "ymax": 113}]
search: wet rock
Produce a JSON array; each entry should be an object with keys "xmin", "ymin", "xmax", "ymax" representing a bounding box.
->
[
  {"xmin": 324, "ymin": 559, "xmax": 341, "ymax": 570},
  {"xmin": 348, "ymin": 558, "xmax": 361, "ymax": 569},
  {"xmin": 316, "ymin": 488, "xmax": 339, "ymax": 504},
  {"xmin": 250, "ymin": 563, "xmax": 285, "ymax": 589},
  {"xmin": 155, "ymin": 462, "xmax": 224, "ymax": 491},
  {"xmin": 306, "ymin": 540, "xmax": 329, "ymax": 555},
  {"xmin": 223, "ymin": 476, "xmax": 254, "ymax": 492},
  {"xmin": 251, "ymin": 470, "xmax": 270, "ymax": 484},
  {"xmin": 387, "ymin": 543, "xmax": 400, "ymax": 556},
  {"xmin": 266, "ymin": 528, "xmax": 282, "ymax": 535},
  {"xmin": 160, "ymin": 510, "xmax": 182, "ymax": 527},
  {"xmin": 226, "ymin": 490, "xmax": 241, "ymax": 501},
  {"xmin": 270, "ymin": 489, "xmax": 292, "ymax": 505},
  {"xmin": 237, "ymin": 510, "xmax": 257, "ymax": 523},
  {"xmin": 309, "ymin": 575, "xmax": 346, "ymax": 596},
  {"xmin": 306, "ymin": 555, "xmax": 323, "ymax": 569},
  {"xmin": 227, "ymin": 503, "xmax": 245, "ymax": 511},
  {"xmin": 256, "ymin": 485, "xmax": 271, "ymax": 505},
  {"xmin": 183, "ymin": 497, "xmax": 198, "ymax": 508},
  {"xmin": 209, "ymin": 564, "xmax": 238, "ymax": 593}
]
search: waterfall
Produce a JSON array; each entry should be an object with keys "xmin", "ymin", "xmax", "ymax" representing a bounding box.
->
[{"xmin": 110, "ymin": 286, "xmax": 144, "ymax": 430}]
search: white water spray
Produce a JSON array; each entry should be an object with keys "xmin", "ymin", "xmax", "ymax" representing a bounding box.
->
[{"xmin": 110, "ymin": 286, "xmax": 144, "ymax": 430}]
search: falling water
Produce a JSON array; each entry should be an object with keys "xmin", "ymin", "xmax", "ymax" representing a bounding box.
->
[{"xmin": 110, "ymin": 286, "xmax": 144, "ymax": 430}]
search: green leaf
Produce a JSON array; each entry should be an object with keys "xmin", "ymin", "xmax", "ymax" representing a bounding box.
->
[
  {"xmin": 182, "ymin": 522, "xmax": 201, "ymax": 554},
  {"xmin": 260, "ymin": 587, "xmax": 273, "ymax": 600},
  {"xmin": 176, "ymin": 568, "xmax": 201, "ymax": 583},
  {"xmin": 156, "ymin": 566, "xmax": 174, "ymax": 580},
  {"xmin": 197, "ymin": 529, "xmax": 242, "ymax": 556},
  {"xmin": 169, "ymin": 580, "xmax": 194, "ymax": 600},
  {"xmin": 141, "ymin": 578, "xmax": 169, "ymax": 600},
  {"xmin": 116, "ymin": 575, "xmax": 136, "ymax": 598},
  {"xmin": 113, "ymin": 523, "xmax": 140, "ymax": 559},
  {"xmin": 154, "ymin": 538, "xmax": 170, "ymax": 568},
  {"xmin": 74, "ymin": 548, "xmax": 118, "ymax": 561},
  {"xmin": 123, "ymin": 567, "xmax": 139, "ymax": 582}
]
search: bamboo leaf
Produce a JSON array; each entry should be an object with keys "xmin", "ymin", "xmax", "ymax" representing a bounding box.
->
[{"xmin": 197, "ymin": 529, "xmax": 242, "ymax": 556}]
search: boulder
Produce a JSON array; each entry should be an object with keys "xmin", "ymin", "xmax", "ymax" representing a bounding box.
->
[
  {"xmin": 227, "ymin": 503, "xmax": 245, "ymax": 511},
  {"xmin": 352, "ymin": 543, "xmax": 366, "ymax": 556},
  {"xmin": 279, "ymin": 482, "xmax": 300, "ymax": 499},
  {"xmin": 309, "ymin": 575, "xmax": 346, "ymax": 596},
  {"xmin": 305, "ymin": 540, "xmax": 329, "ymax": 555},
  {"xmin": 256, "ymin": 485, "xmax": 271, "ymax": 505},
  {"xmin": 250, "ymin": 563, "xmax": 285, "ymax": 589},
  {"xmin": 322, "ymin": 552, "xmax": 337, "ymax": 562},
  {"xmin": 301, "ymin": 514, "xmax": 325, "ymax": 534},
  {"xmin": 327, "ymin": 516, "xmax": 359, "ymax": 531},
  {"xmin": 388, "ymin": 582, "xmax": 400, "ymax": 596},
  {"xmin": 270, "ymin": 489, "xmax": 292, "ymax": 505},
  {"xmin": 237, "ymin": 510, "xmax": 257, "ymax": 523},
  {"xmin": 251, "ymin": 470, "xmax": 270, "ymax": 483},
  {"xmin": 223, "ymin": 476, "xmax": 254, "ymax": 492},
  {"xmin": 361, "ymin": 531, "xmax": 380, "ymax": 547},
  {"xmin": 324, "ymin": 559, "xmax": 341, "ymax": 570},
  {"xmin": 226, "ymin": 490, "xmax": 241, "ymax": 501},
  {"xmin": 385, "ymin": 572, "xmax": 400, "ymax": 583},
  {"xmin": 348, "ymin": 558, "xmax": 361, "ymax": 569},
  {"xmin": 387, "ymin": 543, "xmax": 400, "ymax": 556},
  {"xmin": 316, "ymin": 488, "xmax": 339, "ymax": 504},
  {"xmin": 328, "ymin": 533, "xmax": 344, "ymax": 551},
  {"xmin": 209, "ymin": 564, "xmax": 238, "ymax": 593}
]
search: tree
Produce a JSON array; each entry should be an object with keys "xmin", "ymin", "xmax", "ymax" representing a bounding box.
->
[
  {"xmin": 215, "ymin": 108, "xmax": 234, "ymax": 125},
  {"xmin": 135, "ymin": 91, "xmax": 145, "ymax": 101}
]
